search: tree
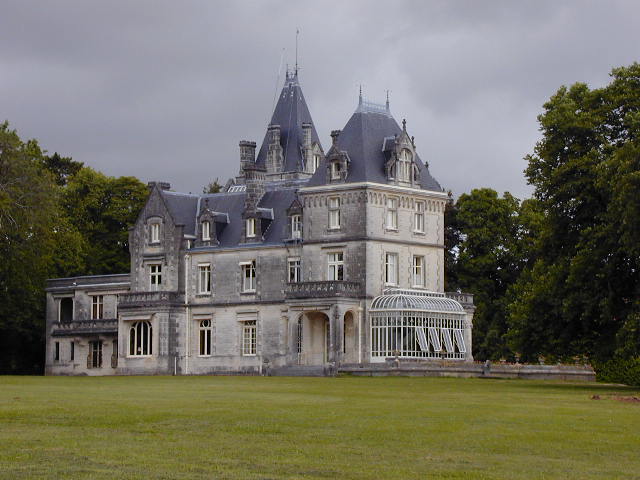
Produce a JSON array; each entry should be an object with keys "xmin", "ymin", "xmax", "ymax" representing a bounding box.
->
[
  {"xmin": 508, "ymin": 63, "xmax": 640, "ymax": 363},
  {"xmin": 453, "ymin": 188, "xmax": 522, "ymax": 361},
  {"xmin": 41, "ymin": 152, "xmax": 83, "ymax": 186},
  {"xmin": 203, "ymin": 178, "xmax": 222, "ymax": 194}
]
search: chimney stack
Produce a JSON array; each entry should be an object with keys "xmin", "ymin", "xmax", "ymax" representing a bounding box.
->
[
  {"xmin": 266, "ymin": 124, "xmax": 283, "ymax": 173},
  {"xmin": 243, "ymin": 163, "xmax": 266, "ymax": 213},
  {"xmin": 330, "ymin": 130, "xmax": 341, "ymax": 147},
  {"xmin": 147, "ymin": 181, "xmax": 171, "ymax": 191},
  {"xmin": 239, "ymin": 140, "xmax": 256, "ymax": 175}
]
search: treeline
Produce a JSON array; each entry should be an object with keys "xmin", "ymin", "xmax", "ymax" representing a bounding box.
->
[
  {"xmin": 446, "ymin": 64, "xmax": 640, "ymax": 377},
  {"xmin": 0, "ymin": 123, "xmax": 148, "ymax": 373}
]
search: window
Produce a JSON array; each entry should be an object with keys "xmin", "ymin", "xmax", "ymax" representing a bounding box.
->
[
  {"xmin": 328, "ymin": 252, "xmax": 344, "ymax": 281},
  {"xmin": 54, "ymin": 341, "xmax": 60, "ymax": 361},
  {"xmin": 386, "ymin": 197, "xmax": 398, "ymax": 230},
  {"xmin": 246, "ymin": 218, "xmax": 256, "ymax": 238},
  {"xmin": 89, "ymin": 340, "xmax": 102, "ymax": 368},
  {"xmin": 290, "ymin": 214, "xmax": 302, "ymax": 239},
  {"xmin": 412, "ymin": 255, "xmax": 425, "ymax": 287},
  {"xmin": 199, "ymin": 319, "xmax": 212, "ymax": 356},
  {"xmin": 288, "ymin": 257, "xmax": 301, "ymax": 283},
  {"xmin": 241, "ymin": 260, "xmax": 256, "ymax": 292},
  {"xmin": 311, "ymin": 154, "xmax": 321, "ymax": 173},
  {"xmin": 328, "ymin": 197, "xmax": 341, "ymax": 229},
  {"xmin": 385, "ymin": 253, "xmax": 398, "ymax": 285},
  {"xmin": 198, "ymin": 264, "xmax": 211, "ymax": 294},
  {"xmin": 129, "ymin": 321, "xmax": 152, "ymax": 356},
  {"xmin": 414, "ymin": 201, "xmax": 425, "ymax": 233},
  {"xmin": 59, "ymin": 297, "xmax": 73, "ymax": 323},
  {"xmin": 397, "ymin": 149, "xmax": 412, "ymax": 182},
  {"xmin": 70, "ymin": 341, "xmax": 74, "ymax": 361},
  {"xmin": 202, "ymin": 221, "xmax": 211, "ymax": 241},
  {"xmin": 242, "ymin": 320, "xmax": 257, "ymax": 356},
  {"xmin": 150, "ymin": 264, "xmax": 162, "ymax": 290},
  {"xmin": 91, "ymin": 295, "xmax": 104, "ymax": 319},
  {"xmin": 150, "ymin": 223, "xmax": 160, "ymax": 243},
  {"xmin": 330, "ymin": 161, "xmax": 341, "ymax": 180}
]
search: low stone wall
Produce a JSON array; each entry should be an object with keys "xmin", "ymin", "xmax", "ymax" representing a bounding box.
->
[{"xmin": 339, "ymin": 361, "xmax": 596, "ymax": 382}]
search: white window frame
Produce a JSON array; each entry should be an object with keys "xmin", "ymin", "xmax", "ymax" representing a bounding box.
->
[
  {"xmin": 327, "ymin": 252, "xmax": 344, "ymax": 281},
  {"xmin": 149, "ymin": 264, "xmax": 162, "ymax": 291},
  {"xmin": 198, "ymin": 263, "xmax": 211, "ymax": 294},
  {"xmin": 150, "ymin": 223, "xmax": 160, "ymax": 243},
  {"xmin": 330, "ymin": 161, "xmax": 341, "ymax": 180},
  {"xmin": 328, "ymin": 197, "xmax": 341, "ymax": 230},
  {"xmin": 240, "ymin": 260, "xmax": 256, "ymax": 293},
  {"xmin": 241, "ymin": 320, "xmax": 257, "ymax": 356},
  {"xmin": 312, "ymin": 154, "xmax": 321, "ymax": 173},
  {"xmin": 202, "ymin": 221, "xmax": 211, "ymax": 241},
  {"xmin": 385, "ymin": 252, "xmax": 399, "ymax": 286},
  {"xmin": 288, "ymin": 257, "xmax": 301, "ymax": 283},
  {"xmin": 91, "ymin": 295, "xmax": 104, "ymax": 320},
  {"xmin": 386, "ymin": 197, "xmax": 398, "ymax": 230},
  {"xmin": 198, "ymin": 319, "xmax": 212, "ymax": 357},
  {"xmin": 246, "ymin": 218, "xmax": 256, "ymax": 238},
  {"xmin": 412, "ymin": 255, "xmax": 425, "ymax": 288},
  {"xmin": 414, "ymin": 201, "xmax": 425, "ymax": 233},
  {"xmin": 398, "ymin": 149, "xmax": 412, "ymax": 182},
  {"xmin": 128, "ymin": 320, "xmax": 153, "ymax": 357},
  {"xmin": 290, "ymin": 214, "xmax": 302, "ymax": 239}
]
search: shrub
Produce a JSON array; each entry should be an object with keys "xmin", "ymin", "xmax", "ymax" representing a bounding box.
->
[{"xmin": 594, "ymin": 357, "xmax": 640, "ymax": 386}]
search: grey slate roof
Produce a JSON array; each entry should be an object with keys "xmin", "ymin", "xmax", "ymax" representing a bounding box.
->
[
  {"xmin": 255, "ymin": 71, "xmax": 322, "ymax": 173},
  {"xmin": 306, "ymin": 108, "xmax": 442, "ymax": 192}
]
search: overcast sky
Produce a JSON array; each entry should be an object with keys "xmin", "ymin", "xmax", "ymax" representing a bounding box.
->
[{"xmin": 1, "ymin": 1, "xmax": 638, "ymax": 198}]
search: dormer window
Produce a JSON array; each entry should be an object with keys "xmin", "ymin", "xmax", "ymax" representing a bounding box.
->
[
  {"xmin": 398, "ymin": 149, "xmax": 412, "ymax": 182},
  {"xmin": 202, "ymin": 221, "xmax": 211, "ymax": 241},
  {"xmin": 246, "ymin": 218, "xmax": 256, "ymax": 238},
  {"xmin": 330, "ymin": 161, "xmax": 341, "ymax": 180},
  {"xmin": 290, "ymin": 214, "xmax": 302, "ymax": 239},
  {"xmin": 311, "ymin": 154, "xmax": 321, "ymax": 174},
  {"xmin": 150, "ymin": 223, "xmax": 160, "ymax": 243}
]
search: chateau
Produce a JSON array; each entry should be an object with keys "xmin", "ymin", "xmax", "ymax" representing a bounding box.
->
[{"xmin": 44, "ymin": 71, "xmax": 475, "ymax": 376}]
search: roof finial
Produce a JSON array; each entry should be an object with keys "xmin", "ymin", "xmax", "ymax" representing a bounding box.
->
[
  {"xmin": 295, "ymin": 28, "xmax": 300, "ymax": 76},
  {"xmin": 386, "ymin": 90, "xmax": 390, "ymax": 111},
  {"xmin": 359, "ymin": 84, "xmax": 363, "ymax": 106},
  {"xmin": 402, "ymin": 118, "xmax": 407, "ymax": 131}
]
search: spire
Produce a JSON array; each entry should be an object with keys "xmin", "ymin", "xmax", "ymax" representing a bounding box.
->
[{"xmin": 386, "ymin": 90, "xmax": 390, "ymax": 112}]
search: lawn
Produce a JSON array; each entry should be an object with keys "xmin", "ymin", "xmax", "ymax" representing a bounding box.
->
[{"xmin": 0, "ymin": 376, "xmax": 638, "ymax": 479}]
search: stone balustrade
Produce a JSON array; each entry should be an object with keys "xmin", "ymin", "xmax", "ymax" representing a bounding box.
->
[
  {"xmin": 445, "ymin": 292, "xmax": 475, "ymax": 308},
  {"xmin": 51, "ymin": 318, "xmax": 118, "ymax": 337},
  {"xmin": 285, "ymin": 281, "xmax": 362, "ymax": 299},
  {"xmin": 118, "ymin": 291, "xmax": 184, "ymax": 308}
]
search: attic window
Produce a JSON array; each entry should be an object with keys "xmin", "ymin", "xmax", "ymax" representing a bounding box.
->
[
  {"xmin": 246, "ymin": 218, "xmax": 256, "ymax": 238},
  {"xmin": 311, "ymin": 154, "xmax": 321, "ymax": 174},
  {"xmin": 202, "ymin": 221, "xmax": 211, "ymax": 241},
  {"xmin": 330, "ymin": 161, "xmax": 341, "ymax": 180},
  {"xmin": 150, "ymin": 223, "xmax": 160, "ymax": 243},
  {"xmin": 397, "ymin": 149, "xmax": 413, "ymax": 182}
]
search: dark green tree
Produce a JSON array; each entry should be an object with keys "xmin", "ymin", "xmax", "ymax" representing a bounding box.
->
[
  {"xmin": 508, "ymin": 63, "xmax": 640, "ymax": 363},
  {"xmin": 203, "ymin": 178, "xmax": 222, "ymax": 194},
  {"xmin": 41, "ymin": 152, "xmax": 83, "ymax": 186}
]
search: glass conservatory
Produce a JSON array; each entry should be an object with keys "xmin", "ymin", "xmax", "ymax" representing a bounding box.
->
[{"xmin": 369, "ymin": 289, "xmax": 468, "ymax": 361}]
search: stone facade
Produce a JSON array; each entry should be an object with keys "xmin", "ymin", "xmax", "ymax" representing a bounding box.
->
[{"xmin": 44, "ymin": 71, "xmax": 474, "ymax": 376}]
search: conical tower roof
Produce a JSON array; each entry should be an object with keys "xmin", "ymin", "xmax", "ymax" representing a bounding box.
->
[{"xmin": 255, "ymin": 71, "xmax": 322, "ymax": 173}]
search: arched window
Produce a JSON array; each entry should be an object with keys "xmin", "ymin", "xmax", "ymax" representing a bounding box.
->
[
  {"xmin": 129, "ymin": 321, "xmax": 152, "ymax": 356},
  {"xmin": 199, "ymin": 319, "xmax": 212, "ymax": 356}
]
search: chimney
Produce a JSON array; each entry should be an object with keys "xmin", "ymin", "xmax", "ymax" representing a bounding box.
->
[
  {"xmin": 147, "ymin": 181, "xmax": 171, "ymax": 191},
  {"xmin": 266, "ymin": 124, "xmax": 283, "ymax": 173},
  {"xmin": 243, "ymin": 163, "xmax": 266, "ymax": 213},
  {"xmin": 330, "ymin": 130, "xmax": 341, "ymax": 147},
  {"xmin": 239, "ymin": 140, "xmax": 256, "ymax": 175}
]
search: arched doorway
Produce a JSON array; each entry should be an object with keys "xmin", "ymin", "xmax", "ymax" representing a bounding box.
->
[
  {"xmin": 343, "ymin": 311, "xmax": 358, "ymax": 363},
  {"xmin": 297, "ymin": 312, "xmax": 330, "ymax": 365}
]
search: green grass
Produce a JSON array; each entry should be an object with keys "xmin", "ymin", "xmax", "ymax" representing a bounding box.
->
[{"xmin": 0, "ymin": 376, "xmax": 638, "ymax": 479}]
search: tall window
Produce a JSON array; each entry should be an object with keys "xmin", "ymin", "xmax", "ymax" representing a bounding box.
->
[
  {"xmin": 311, "ymin": 154, "xmax": 321, "ymax": 173},
  {"xmin": 328, "ymin": 197, "xmax": 341, "ymax": 229},
  {"xmin": 202, "ymin": 221, "xmax": 211, "ymax": 241},
  {"xmin": 199, "ymin": 319, "xmax": 212, "ymax": 356},
  {"xmin": 290, "ymin": 214, "xmax": 302, "ymax": 239},
  {"xmin": 70, "ymin": 341, "xmax": 75, "ymax": 361},
  {"xmin": 385, "ymin": 253, "xmax": 399, "ymax": 285},
  {"xmin": 246, "ymin": 218, "xmax": 256, "ymax": 238},
  {"xmin": 386, "ymin": 197, "xmax": 398, "ymax": 230},
  {"xmin": 241, "ymin": 260, "xmax": 256, "ymax": 292},
  {"xmin": 198, "ymin": 264, "xmax": 211, "ymax": 294},
  {"xmin": 288, "ymin": 257, "xmax": 301, "ymax": 283},
  {"xmin": 129, "ymin": 321, "xmax": 152, "ymax": 356},
  {"xmin": 397, "ymin": 149, "xmax": 412, "ymax": 182},
  {"xmin": 150, "ymin": 223, "xmax": 160, "ymax": 243},
  {"xmin": 89, "ymin": 340, "xmax": 102, "ymax": 368},
  {"xmin": 414, "ymin": 201, "xmax": 425, "ymax": 233},
  {"xmin": 150, "ymin": 264, "xmax": 162, "ymax": 291},
  {"xmin": 412, "ymin": 255, "xmax": 425, "ymax": 287},
  {"xmin": 242, "ymin": 320, "xmax": 257, "ymax": 356},
  {"xmin": 59, "ymin": 297, "xmax": 73, "ymax": 323},
  {"xmin": 54, "ymin": 341, "xmax": 60, "ymax": 361},
  {"xmin": 328, "ymin": 252, "xmax": 344, "ymax": 281},
  {"xmin": 91, "ymin": 295, "xmax": 104, "ymax": 319}
]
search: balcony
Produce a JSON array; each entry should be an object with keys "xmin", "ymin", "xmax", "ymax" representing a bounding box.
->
[
  {"xmin": 118, "ymin": 291, "xmax": 184, "ymax": 308},
  {"xmin": 285, "ymin": 281, "xmax": 362, "ymax": 299},
  {"xmin": 51, "ymin": 319, "xmax": 118, "ymax": 337},
  {"xmin": 445, "ymin": 292, "xmax": 475, "ymax": 309}
]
